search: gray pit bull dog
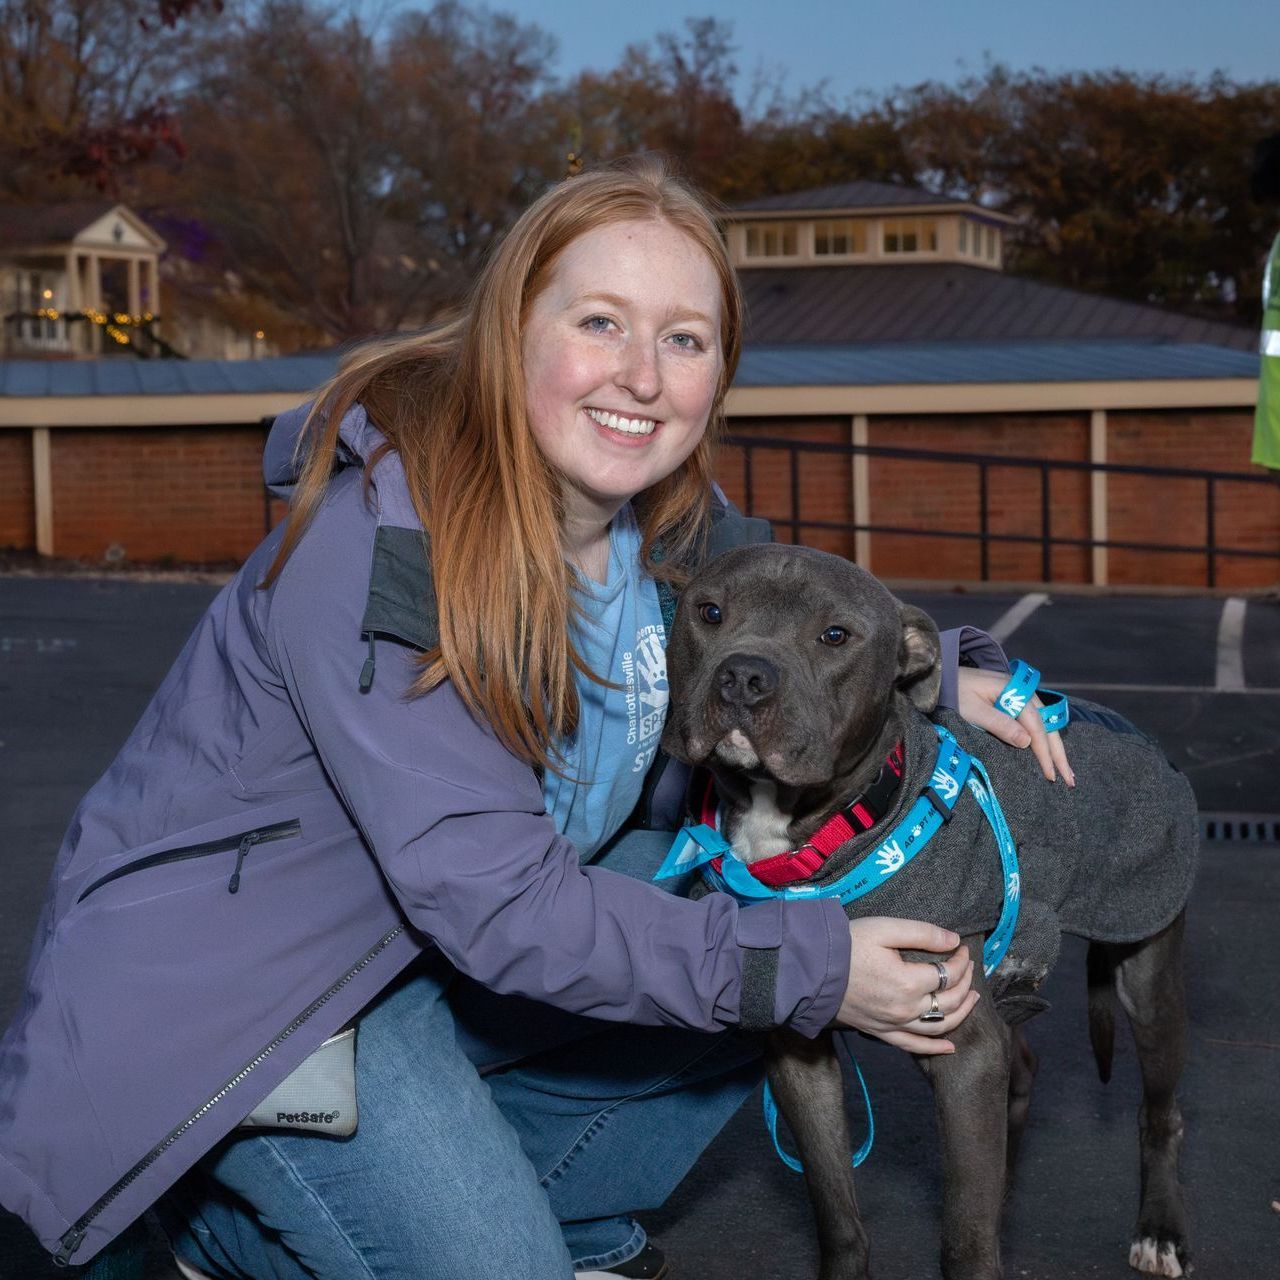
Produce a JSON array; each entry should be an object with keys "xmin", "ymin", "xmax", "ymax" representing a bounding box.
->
[{"xmin": 661, "ymin": 543, "xmax": 1197, "ymax": 1280}]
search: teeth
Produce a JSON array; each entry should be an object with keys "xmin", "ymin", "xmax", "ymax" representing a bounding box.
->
[{"xmin": 586, "ymin": 407, "xmax": 656, "ymax": 436}]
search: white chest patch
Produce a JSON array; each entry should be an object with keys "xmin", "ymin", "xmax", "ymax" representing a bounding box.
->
[{"xmin": 731, "ymin": 781, "xmax": 795, "ymax": 863}]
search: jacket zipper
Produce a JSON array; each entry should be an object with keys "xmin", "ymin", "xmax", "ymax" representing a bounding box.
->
[
  {"xmin": 52, "ymin": 922, "xmax": 405, "ymax": 1266},
  {"xmin": 76, "ymin": 819, "xmax": 302, "ymax": 904}
]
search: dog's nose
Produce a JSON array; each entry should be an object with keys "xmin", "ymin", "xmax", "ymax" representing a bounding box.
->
[{"xmin": 715, "ymin": 653, "xmax": 779, "ymax": 709}]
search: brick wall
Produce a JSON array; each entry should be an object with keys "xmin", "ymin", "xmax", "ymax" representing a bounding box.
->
[
  {"xmin": 47, "ymin": 426, "xmax": 274, "ymax": 563},
  {"xmin": 717, "ymin": 417, "xmax": 854, "ymax": 556},
  {"xmin": 5, "ymin": 408, "xmax": 1274, "ymax": 587},
  {"xmin": 866, "ymin": 414, "xmax": 1091, "ymax": 583},
  {"xmin": 1107, "ymin": 410, "xmax": 1280, "ymax": 589},
  {"xmin": 0, "ymin": 430, "xmax": 34, "ymax": 549},
  {"xmin": 722, "ymin": 408, "xmax": 1276, "ymax": 588}
]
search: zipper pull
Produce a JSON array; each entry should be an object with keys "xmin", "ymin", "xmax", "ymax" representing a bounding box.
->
[
  {"xmin": 358, "ymin": 632, "xmax": 376, "ymax": 692},
  {"xmin": 228, "ymin": 833, "xmax": 259, "ymax": 894},
  {"xmin": 53, "ymin": 1225, "xmax": 86, "ymax": 1266}
]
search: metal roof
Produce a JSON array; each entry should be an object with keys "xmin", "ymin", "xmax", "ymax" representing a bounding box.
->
[
  {"xmin": 739, "ymin": 262, "xmax": 1258, "ymax": 351},
  {"xmin": 733, "ymin": 181, "xmax": 971, "ymax": 213},
  {"xmin": 735, "ymin": 340, "xmax": 1259, "ymax": 387},
  {"xmin": 0, "ymin": 355, "xmax": 338, "ymax": 398},
  {"xmin": 0, "ymin": 339, "xmax": 1257, "ymax": 404}
]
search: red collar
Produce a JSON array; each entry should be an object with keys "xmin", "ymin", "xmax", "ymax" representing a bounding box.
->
[{"xmin": 701, "ymin": 742, "xmax": 905, "ymax": 888}]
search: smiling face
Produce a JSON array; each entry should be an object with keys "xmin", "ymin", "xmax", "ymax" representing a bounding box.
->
[{"xmin": 521, "ymin": 217, "xmax": 725, "ymax": 534}]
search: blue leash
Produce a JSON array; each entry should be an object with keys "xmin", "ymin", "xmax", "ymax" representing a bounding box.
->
[{"xmin": 656, "ymin": 724, "xmax": 1036, "ymax": 1173}]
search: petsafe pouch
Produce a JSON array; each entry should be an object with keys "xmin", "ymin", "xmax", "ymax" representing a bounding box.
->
[{"xmin": 239, "ymin": 1025, "xmax": 357, "ymax": 1136}]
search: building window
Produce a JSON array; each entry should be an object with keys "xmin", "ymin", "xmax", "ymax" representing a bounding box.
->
[
  {"xmin": 986, "ymin": 226, "xmax": 998, "ymax": 261},
  {"xmin": 958, "ymin": 220, "xmax": 968, "ymax": 253},
  {"xmin": 882, "ymin": 218, "xmax": 939, "ymax": 254},
  {"xmin": 14, "ymin": 270, "xmax": 68, "ymax": 347},
  {"xmin": 744, "ymin": 222, "xmax": 799, "ymax": 259},
  {"xmin": 814, "ymin": 219, "xmax": 867, "ymax": 256}
]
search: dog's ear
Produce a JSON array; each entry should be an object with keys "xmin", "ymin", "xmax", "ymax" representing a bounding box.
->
[{"xmin": 896, "ymin": 603, "xmax": 942, "ymax": 712}]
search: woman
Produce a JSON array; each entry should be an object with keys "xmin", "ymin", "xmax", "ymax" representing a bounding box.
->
[{"xmin": 0, "ymin": 158, "xmax": 1065, "ymax": 1280}]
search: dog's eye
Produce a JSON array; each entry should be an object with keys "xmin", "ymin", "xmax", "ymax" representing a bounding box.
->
[
  {"xmin": 819, "ymin": 626, "xmax": 849, "ymax": 647},
  {"xmin": 699, "ymin": 602, "xmax": 723, "ymax": 625}
]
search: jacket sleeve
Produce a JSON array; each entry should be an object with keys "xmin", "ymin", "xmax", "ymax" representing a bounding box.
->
[
  {"xmin": 265, "ymin": 498, "xmax": 848, "ymax": 1039},
  {"xmin": 936, "ymin": 626, "xmax": 1011, "ymax": 710}
]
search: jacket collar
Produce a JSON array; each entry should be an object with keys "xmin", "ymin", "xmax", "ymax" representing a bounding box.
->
[{"xmin": 361, "ymin": 504, "xmax": 770, "ymax": 652}]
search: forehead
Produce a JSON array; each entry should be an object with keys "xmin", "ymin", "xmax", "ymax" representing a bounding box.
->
[
  {"xmin": 697, "ymin": 547, "xmax": 897, "ymax": 621},
  {"xmin": 534, "ymin": 218, "xmax": 723, "ymax": 318}
]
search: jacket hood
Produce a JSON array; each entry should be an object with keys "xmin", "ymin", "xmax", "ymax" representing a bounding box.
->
[
  {"xmin": 263, "ymin": 401, "xmax": 385, "ymax": 500},
  {"xmin": 264, "ymin": 401, "xmax": 423, "ymax": 534}
]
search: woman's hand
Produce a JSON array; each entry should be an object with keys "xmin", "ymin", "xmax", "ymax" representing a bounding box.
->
[
  {"xmin": 835, "ymin": 918, "xmax": 979, "ymax": 1055},
  {"xmin": 956, "ymin": 667, "xmax": 1075, "ymax": 786}
]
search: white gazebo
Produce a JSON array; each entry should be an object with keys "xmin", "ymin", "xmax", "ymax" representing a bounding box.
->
[{"xmin": 0, "ymin": 202, "xmax": 166, "ymax": 357}]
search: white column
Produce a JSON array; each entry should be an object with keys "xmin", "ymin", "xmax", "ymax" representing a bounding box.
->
[
  {"xmin": 148, "ymin": 259, "xmax": 160, "ymax": 324},
  {"xmin": 87, "ymin": 252, "xmax": 103, "ymax": 353},
  {"xmin": 65, "ymin": 252, "xmax": 81, "ymax": 310},
  {"xmin": 852, "ymin": 413, "xmax": 871, "ymax": 569},
  {"xmin": 1090, "ymin": 409, "xmax": 1108, "ymax": 586},
  {"xmin": 127, "ymin": 258, "xmax": 141, "ymax": 317},
  {"xmin": 33, "ymin": 427, "xmax": 54, "ymax": 556}
]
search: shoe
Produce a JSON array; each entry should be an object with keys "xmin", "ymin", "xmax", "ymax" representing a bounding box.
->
[{"xmin": 575, "ymin": 1241, "xmax": 669, "ymax": 1279}]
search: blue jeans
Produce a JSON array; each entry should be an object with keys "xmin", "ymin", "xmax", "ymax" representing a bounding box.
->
[{"xmin": 161, "ymin": 830, "xmax": 763, "ymax": 1279}]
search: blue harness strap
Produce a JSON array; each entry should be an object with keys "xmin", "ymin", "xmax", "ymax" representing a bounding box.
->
[{"xmin": 658, "ymin": 727, "xmax": 1023, "ymax": 1173}]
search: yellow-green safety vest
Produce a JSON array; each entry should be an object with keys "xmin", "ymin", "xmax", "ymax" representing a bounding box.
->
[{"xmin": 1253, "ymin": 231, "xmax": 1280, "ymax": 469}]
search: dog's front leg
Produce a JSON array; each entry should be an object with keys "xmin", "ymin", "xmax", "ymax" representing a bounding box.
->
[
  {"xmin": 767, "ymin": 1027, "xmax": 871, "ymax": 1280},
  {"xmin": 916, "ymin": 936, "xmax": 1011, "ymax": 1280}
]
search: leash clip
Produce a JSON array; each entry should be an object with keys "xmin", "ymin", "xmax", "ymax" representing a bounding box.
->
[{"xmin": 923, "ymin": 787, "xmax": 955, "ymax": 823}]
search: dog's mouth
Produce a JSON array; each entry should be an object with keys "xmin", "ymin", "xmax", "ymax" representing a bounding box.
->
[{"xmin": 713, "ymin": 728, "xmax": 761, "ymax": 770}]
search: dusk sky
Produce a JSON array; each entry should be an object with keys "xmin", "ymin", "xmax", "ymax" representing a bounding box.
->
[{"xmin": 504, "ymin": 0, "xmax": 1277, "ymax": 104}]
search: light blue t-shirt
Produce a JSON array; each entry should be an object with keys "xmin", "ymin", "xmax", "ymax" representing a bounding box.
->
[{"xmin": 542, "ymin": 505, "xmax": 668, "ymax": 861}]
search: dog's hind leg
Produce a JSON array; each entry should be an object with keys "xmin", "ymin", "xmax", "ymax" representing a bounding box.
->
[
  {"xmin": 766, "ymin": 1028, "xmax": 871, "ymax": 1280},
  {"xmin": 1111, "ymin": 911, "xmax": 1191, "ymax": 1278},
  {"xmin": 917, "ymin": 936, "xmax": 1010, "ymax": 1280},
  {"xmin": 1003, "ymin": 1028, "xmax": 1038, "ymax": 1198}
]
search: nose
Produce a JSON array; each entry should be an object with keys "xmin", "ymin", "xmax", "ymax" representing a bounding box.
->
[
  {"xmin": 617, "ymin": 338, "xmax": 661, "ymax": 402},
  {"xmin": 715, "ymin": 653, "xmax": 779, "ymax": 709}
]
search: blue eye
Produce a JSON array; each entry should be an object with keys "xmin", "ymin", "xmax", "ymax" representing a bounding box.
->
[
  {"xmin": 819, "ymin": 626, "xmax": 848, "ymax": 647},
  {"xmin": 670, "ymin": 332, "xmax": 702, "ymax": 350},
  {"xmin": 699, "ymin": 602, "xmax": 723, "ymax": 625},
  {"xmin": 582, "ymin": 315, "xmax": 613, "ymax": 333}
]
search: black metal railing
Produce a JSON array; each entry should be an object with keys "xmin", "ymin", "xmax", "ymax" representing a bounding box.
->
[{"xmin": 723, "ymin": 435, "xmax": 1280, "ymax": 588}]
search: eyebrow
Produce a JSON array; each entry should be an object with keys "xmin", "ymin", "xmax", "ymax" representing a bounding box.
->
[{"xmin": 571, "ymin": 291, "xmax": 717, "ymax": 327}]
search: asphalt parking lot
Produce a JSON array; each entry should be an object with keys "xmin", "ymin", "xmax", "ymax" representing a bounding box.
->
[{"xmin": 1, "ymin": 573, "xmax": 1277, "ymax": 1279}]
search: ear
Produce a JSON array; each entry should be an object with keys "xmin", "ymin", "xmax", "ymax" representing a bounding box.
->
[{"xmin": 896, "ymin": 602, "xmax": 942, "ymax": 712}]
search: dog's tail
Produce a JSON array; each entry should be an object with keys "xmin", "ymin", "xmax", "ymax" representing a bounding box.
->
[{"xmin": 1086, "ymin": 942, "xmax": 1117, "ymax": 1084}]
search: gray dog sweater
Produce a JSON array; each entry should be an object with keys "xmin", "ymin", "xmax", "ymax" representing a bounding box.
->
[{"xmin": 736, "ymin": 704, "xmax": 1198, "ymax": 1016}]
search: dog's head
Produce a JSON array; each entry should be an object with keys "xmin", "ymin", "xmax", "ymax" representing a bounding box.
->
[{"xmin": 662, "ymin": 544, "xmax": 941, "ymax": 789}]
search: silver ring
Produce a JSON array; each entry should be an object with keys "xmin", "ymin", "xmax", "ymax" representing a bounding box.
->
[
  {"xmin": 932, "ymin": 960, "xmax": 949, "ymax": 993},
  {"xmin": 920, "ymin": 993, "xmax": 945, "ymax": 1023}
]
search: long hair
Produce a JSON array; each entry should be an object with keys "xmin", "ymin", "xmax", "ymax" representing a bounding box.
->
[{"xmin": 264, "ymin": 155, "xmax": 744, "ymax": 768}]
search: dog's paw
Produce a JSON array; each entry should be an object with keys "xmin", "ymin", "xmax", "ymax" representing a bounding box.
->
[{"xmin": 1128, "ymin": 1236, "xmax": 1188, "ymax": 1277}]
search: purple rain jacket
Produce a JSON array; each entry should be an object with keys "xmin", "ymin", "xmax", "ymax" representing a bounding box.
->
[{"xmin": 0, "ymin": 403, "xmax": 860, "ymax": 1267}]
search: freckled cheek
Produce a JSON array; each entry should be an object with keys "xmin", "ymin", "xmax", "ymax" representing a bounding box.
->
[
  {"xmin": 666, "ymin": 361, "xmax": 722, "ymax": 425},
  {"xmin": 524, "ymin": 344, "xmax": 612, "ymax": 419}
]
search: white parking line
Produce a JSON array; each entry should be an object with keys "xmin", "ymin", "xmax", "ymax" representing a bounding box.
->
[
  {"xmin": 988, "ymin": 592, "xmax": 1050, "ymax": 645},
  {"xmin": 1215, "ymin": 598, "xmax": 1247, "ymax": 692}
]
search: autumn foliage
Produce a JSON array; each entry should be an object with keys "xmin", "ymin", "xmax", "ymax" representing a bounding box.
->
[{"xmin": 3, "ymin": 2, "xmax": 1278, "ymax": 350}]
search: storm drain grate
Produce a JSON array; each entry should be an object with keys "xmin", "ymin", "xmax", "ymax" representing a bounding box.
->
[{"xmin": 1199, "ymin": 813, "xmax": 1280, "ymax": 843}]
